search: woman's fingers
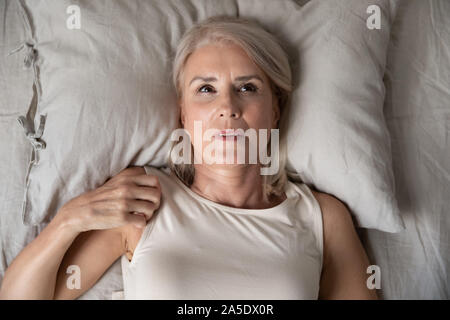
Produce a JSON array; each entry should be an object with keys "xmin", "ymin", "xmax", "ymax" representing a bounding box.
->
[
  {"xmin": 121, "ymin": 199, "xmax": 158, "ymax": 221},
  {"xmin": 130, "ymin": 174, "xmax": 161, "ymax": 189},
  {"xmin": 95, "ymin": 176, "xmax": 161, "ymax": 204},
  {"xmin": 125, "ymin": 212, "xmax": 147, "ymax": 229},
  {"xmin": 64, "ymin": 168, "xmax": 162, "ymax": 232},
  {"xmin": 133, "ymin": 186, "xmax": 161, "ymax": 206},
  {"xmin": 113, "ymin": 185, "xmax": 161, "ymax": 205},
  {"xmin": 89, "ymin": 201, "xmax": 152, "ymax": 230}
]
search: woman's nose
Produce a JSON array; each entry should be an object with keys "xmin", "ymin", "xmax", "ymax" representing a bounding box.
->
[
  {"xmin": 219, "ymin": 109, "xmax": 240, "ymax": 119},
  {"xmin": 218, "ymin": 94, "xmax": 241, "ymax": 119}
]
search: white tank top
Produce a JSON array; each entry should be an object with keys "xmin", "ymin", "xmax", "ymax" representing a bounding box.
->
[{"xmin": 121, "ymin": 165, "xmax": 324, "ymax": 299}]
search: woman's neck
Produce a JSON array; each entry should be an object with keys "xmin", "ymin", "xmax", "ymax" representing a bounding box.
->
[{"xmin": 190, "ymin": 164, "xmax": 284, "ymax": 209}]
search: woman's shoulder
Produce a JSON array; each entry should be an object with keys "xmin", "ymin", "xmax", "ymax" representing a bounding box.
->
[
  {"xmin": 293, "ymin": 183, "xmax": 356, "ymax": 246},
  {"xmin": 309, "ymin": 189, "xmax": 353, "ymax": 227},
  {"xmin": 311, "ymin": 190, "xmax": 377, "ymax": 299},
  {"xmin": 309, "ymin": 189, "xmax": 359, "ymax": 267}
]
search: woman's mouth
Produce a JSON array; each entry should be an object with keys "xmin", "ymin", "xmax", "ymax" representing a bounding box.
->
[{"xmin": 215, "ymin": 129, "xmax": 244, "ymax": 140}]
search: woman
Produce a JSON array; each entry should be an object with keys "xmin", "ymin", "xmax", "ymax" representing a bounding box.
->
[{"xmin": 0, "ymin": 16, "xmax": 377, "ymax": 300}]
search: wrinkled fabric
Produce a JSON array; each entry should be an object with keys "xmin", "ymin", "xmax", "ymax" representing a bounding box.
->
[
  {"xmin": 358, "ymin": 0, "xmax": 450, "ymax": 299},
  {"xmin": 1, "ymin": 0, "xmax": 448, "ymax": 300}
]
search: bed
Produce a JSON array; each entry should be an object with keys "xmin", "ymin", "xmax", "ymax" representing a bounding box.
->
[
  {"xmin": 0, "ymin": 0, "xmax": 448, "ymax": 299},
  {"xmin": 357, "ymin": 0, "xmax": 450, "ymax": 299}
]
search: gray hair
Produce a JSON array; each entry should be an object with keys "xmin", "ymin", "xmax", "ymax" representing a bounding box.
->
[{"xmin": 168, "ymin": 15, "xmax": 293, "ymax": 201}]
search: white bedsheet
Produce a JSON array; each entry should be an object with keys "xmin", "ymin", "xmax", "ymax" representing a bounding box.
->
[{"xmin": 358, "ymin": 0, "xmax": 450, "ymax": 299}]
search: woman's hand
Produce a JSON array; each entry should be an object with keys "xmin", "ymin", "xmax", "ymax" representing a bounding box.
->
[
  {"xmin": 57, "ymin": 166, "xmax": 161, "ymax": 233},
  {"xmin": 0, "ymin": 166, "xmax": 160, "ymax": 300}
]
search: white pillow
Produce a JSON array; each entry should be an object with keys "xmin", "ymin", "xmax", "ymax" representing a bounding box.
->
[
  {"xmin": 18, "ymin": 0, "xmax": 237, "ymax": 225},
  {"xmin": 18, "ymin": 0, "xmax": 404, "ymax": 233},
  {"xmin": 237, "ymin": 0, "xmax": 404, "ymax": 232}
]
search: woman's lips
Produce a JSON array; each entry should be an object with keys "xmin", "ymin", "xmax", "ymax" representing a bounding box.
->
[
  {"xmin": 218, "ymin": 135, "xmax": 238, "ymax": 140},
  {"xmin": 215, "ymin": 129, "xmax": 244, "ymax": 140}
]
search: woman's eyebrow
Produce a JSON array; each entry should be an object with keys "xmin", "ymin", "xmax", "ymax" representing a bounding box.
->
[
  {"xmin": 189, "ymin": 74, "xmax": 264, "ymax": 86},
  {"xmin": 234, "ymin": 75, "xmax": 264, "ymax": 83},
  {"xmin": 189, "ymin": 76, "xmax": 217, "ymax": 86}
]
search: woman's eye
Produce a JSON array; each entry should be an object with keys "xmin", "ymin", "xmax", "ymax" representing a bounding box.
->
[
  {"xmin": 239, "ymin": 83, "xmax": 258, "ymax": 93},
  {"xmin": 196, "ymin": 83, "xmax": 258, "ymax": 94},
  {"xmin": 198, "ymin": 85, "xmax": 215, "ymax": 93}
]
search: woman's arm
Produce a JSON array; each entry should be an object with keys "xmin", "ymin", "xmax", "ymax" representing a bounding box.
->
[
  {"xmin": 313, "ymin": 191, "xmax": 378, "ymax": 300},
  {"xmin": 0, "ymin": 215, "xmax": 126, "ymax": 300},
  {"xmin": 0, "ymin": 166, "xmax": 160, "ymax": 300},
  {"xmin": 0, "ymin": 214, "xmax": 82, "ymax": 299},
  {"xmin": 52, "ymin": 222, "xmax": 144, "ymax": 299},
  {"xmin": 53, "ymin": 225, "xmax": 133, "ymax": 299}
]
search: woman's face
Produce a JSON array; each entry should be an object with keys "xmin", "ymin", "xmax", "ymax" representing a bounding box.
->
[{"xmin": 179, "ymin": 42, "xmax": 280, "ymax": 166}]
